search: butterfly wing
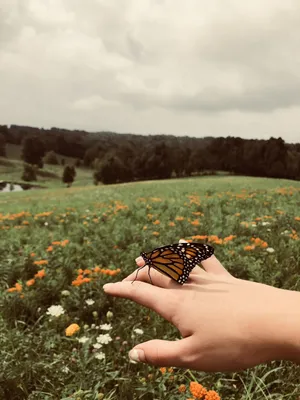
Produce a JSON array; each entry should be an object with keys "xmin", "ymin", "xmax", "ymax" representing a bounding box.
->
[{"xmin": 142, "ymin": 242, "xmax": 214, "ymax": 284}]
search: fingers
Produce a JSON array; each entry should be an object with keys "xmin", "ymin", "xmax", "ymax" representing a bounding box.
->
[
  {"xmin": 123, "ymin": 262, "xmax": 179, "ymax": 289},
  {"xmin": 103, "ymin": 280, "xmax": 177, "ymax": 322},
  {"xmin": 200, "ymin": 255, "xmax": 233, "ymax": 278},
  {"xmin": 129, "ymin": 337, "xmax": 193, "ymax": 368}
]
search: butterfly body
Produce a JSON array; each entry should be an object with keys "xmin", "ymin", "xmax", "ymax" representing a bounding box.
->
[{"xmin": 139, "ymin": 242, "xmax": 214, "ymax": 284}]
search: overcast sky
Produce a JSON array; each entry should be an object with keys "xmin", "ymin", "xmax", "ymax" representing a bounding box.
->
[{"xmin": 1, "ymin": 0, "xmax": 300, "ymax": 142}]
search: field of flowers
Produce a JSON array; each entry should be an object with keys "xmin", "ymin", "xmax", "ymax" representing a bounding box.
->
[{"xmin": 1, "ymin": 176, "xmax": 300, "ymax": 400}]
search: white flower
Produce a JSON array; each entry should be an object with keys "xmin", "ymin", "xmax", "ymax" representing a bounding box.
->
[
  {"xmin": 61, "ymin": 290, "xmax": 70, "ymax": 296},
  {"xmin": 85, "ymin": 299, "xmax": 95, "ymax": 306},
  {"xmin": 96, "ymin": 334, "xmax": 112, "ymax": 344},
  {"xmin": 262, "ymin": 222, "xmax": 271, "ymax": 226},
  {"xmin": 133, "ymin": 328, "xmax": 144, "ymax": 335},
  {"xmin": 95, "ymin": 352, "xmax": 105, "ymax": 360},
  {"xmin": 78, "ymin": 336, "xmax": 89, "ymax": 344},
  {"xmin": 266, "ymin": 247, "xmax": 275, "ymax": 253},
  {"xmin": 251, "ymin": 223, "xmax": 256, "ymax": 227},
  {"xmin": 46, "ymin": 305, "xmax": 65, "ymax": 317},
  {"xmin": 44, "ymin": 222, "xmax": 48, "ymax": 226},
  {"xmin": 100, "ymin": 323, "xmax": 112, "ymax": 331},
  {"xmin": 91, "ymin": 324, "xmax": 96, "ymax": 329},
  {"xmin": 93, "ymin": 343, "xmax": 103, "ymax": 349},
  {"xmin": 62, "ymin": 366, "xmax": 70, "ymax": 374}
]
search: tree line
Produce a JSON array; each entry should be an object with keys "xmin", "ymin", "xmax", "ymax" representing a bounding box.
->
[{"xmin": 0, "ymin": 124, "xmax": 300, "ymax": 184}]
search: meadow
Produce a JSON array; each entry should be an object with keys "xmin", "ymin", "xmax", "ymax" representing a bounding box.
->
[{"xmin": 1, "ymin": 175, "xmax": 300, "ymax": 400}]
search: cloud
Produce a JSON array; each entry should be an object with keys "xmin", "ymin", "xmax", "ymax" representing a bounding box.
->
[{"xmin": 0, "ymin": 0, "xmax": 300, "ymax": 142}]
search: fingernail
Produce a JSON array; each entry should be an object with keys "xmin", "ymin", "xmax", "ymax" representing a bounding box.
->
[
  {"xmin": 135, "ymin": 256, "xmax": 143, "ymax": 263},
  {"xmin": 129, "ymin": 349, "xmax": 145, "ymax": 363},
  {"xmin": 103, "ymin": 283, "xmax": 114, "ymax": 291}
]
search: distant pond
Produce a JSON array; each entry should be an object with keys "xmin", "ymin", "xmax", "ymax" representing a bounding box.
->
[{"xmin": 0, "ymin": 181, "xmax": 43, "ymax": 193}]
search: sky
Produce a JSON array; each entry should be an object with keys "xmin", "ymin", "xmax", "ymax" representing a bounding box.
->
[{"xmin": 1, "ymin": 0, "xmax": 300, "ymax": 142}]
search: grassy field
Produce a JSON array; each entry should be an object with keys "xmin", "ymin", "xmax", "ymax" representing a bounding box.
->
[{"xmin": 1, "ymin": 175, "xmax": 300, "ymax": 399}]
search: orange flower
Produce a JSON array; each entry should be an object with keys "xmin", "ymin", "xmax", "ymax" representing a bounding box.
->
[
  {"xmin": 152, "ymin": 231, "xmax": 159, "ymax": 236},
  {"xmin": 205, "ymin": 390, "xmax": 221, "ymax": 400},
  {"xmin": 33, "ymin": 260, "xmax": 48, "ymax": 266},
  {"xmin": 175, "ymin": 216, "xmax": 184, "ymax": 221},
  {"xmin": 26, "ymin": 279, "xmax": 35, "ymax": 287},
  {"xmin": 190, "ymin": 381, "xmax": 207, "ymax": 399},
  {"xmin": 159, "ymin": 367, "xmax": 166, "ymax": 374},
  {"xmin": 153, "ymin": 220, "xmax": 160, "ymax": 225},
  {"xmin": 46, "ymin": 246, "xmax": 53, "ymax": 252},
  {"xmin": 65, "ymin": 323, "xmax": 80, "ymax": 337},
  {"xmin": 244, "ymin": 245, "xmax": 255, "ymax": 251},
  {"xmin": 30, "ymin": 252, "xmax": 36, "ymax": 257},
  {"xmin": 295, "ymin": 217, "xmax": 300, "ymax": 221},
  {"xmin": 169, "ymin": 222, "xmax": 175, "ymax": 227},
  {"xmin": 35, "ymin": 269, "xmax": 46, "ymax": 279},
  {"xmin": 178, "ymin": 384, "xmax": 186, "ymax": 393},
  {"xmin": 191, "ymin": 219, "xmax": 200, "ymax": 226},
  {"xmin": 15, "ymin": 283, "xmax": 22, "ymax": 292}
]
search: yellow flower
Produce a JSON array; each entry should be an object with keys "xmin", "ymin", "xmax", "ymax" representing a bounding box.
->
[{"xmin": 65, "ymin": 323, "xmax": 80, "ymax": 337}]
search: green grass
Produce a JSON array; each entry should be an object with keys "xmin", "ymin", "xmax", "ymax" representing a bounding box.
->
[{"xmin": 1, "ymin": 176, "xmax": 300, "ymax": 399}]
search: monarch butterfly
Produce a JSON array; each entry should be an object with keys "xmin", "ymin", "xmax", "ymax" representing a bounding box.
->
[{"xmin": 133, "ymin": 242, "xmax": 214, "ymax": 285}]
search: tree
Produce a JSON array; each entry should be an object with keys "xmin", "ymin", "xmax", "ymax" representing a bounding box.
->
[
  {"xmin": 21, "ymin": 136, "xmax": 45, "ymax": 167},
  {"xmin": 0, "ymin": 133, "xmax": 6, "ymax": 157},
  {"xmin": 44, "ymin": 151, "xmax": 59, "ymax": 165},
  {"xmin": 62, "ymin": 165, "xmax": 76, "ymax": 187},
  {"xmin": 22, "ymin": 163, "xmax": 37, "ymax": 181}
]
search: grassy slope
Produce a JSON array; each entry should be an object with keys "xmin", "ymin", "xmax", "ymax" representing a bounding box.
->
[{"xmin": 1, "ymin": 174, "xmax": 300, "ymax": 399}]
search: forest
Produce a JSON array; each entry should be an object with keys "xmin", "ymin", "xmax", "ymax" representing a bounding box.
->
[{"xmin": 0, "ymin": 124, "xmax": 300, "ymax": 184}]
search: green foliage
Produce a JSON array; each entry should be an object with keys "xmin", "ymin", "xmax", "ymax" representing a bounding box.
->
[
  {"xmin": 22, "ymin": 163, "xmax": 37, "ymax": 181},
  {"xmin": 44, "ymin": 150, "xmax": 59, "ymax": 165},
  {"xmin": 1, "ymin": 176, "xmax": 300, "ymax": 399},
  {"xmin": 0, "ymin": 133, "xmax": 6, "ymax": 157},
  {"xmin": 21, "ymin": 136, "xmax": 45, "ymax": 168},
  {"xmin": 62, "ymin": 165, "xmax": 76, "ymax": 186}
]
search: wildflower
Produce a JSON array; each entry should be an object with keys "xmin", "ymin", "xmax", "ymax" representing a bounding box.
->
[
  {"xmin": 96, "ymin": 334, "xmax": 112, "ymax": 344},
  {"xmin": 244, "ymin": 245, "xmax": 255, "ymax": 251},
  {"xmin": 133, "ymin": 328, "xmax": 144, "ymax": 335},
  {"xmin": 152, "ymin": 231, "xmax": 159, "ymax": 236},
  {"xmin": 95, "ymin": 352, "xmax": 105, "ymax": 360},
  {"xmin": 78, "ymin": 336, "xmax": 89, "ymax": 344},
  {"xmin": 46, "ymin": 246, "xmax": 53, "ymax": 252},
  {"xmin": 61, "ymin": 290, "xmax": 70, "ymax": 296},
  {"xmin": 261, "ymin": 222, "xmax": 271, "ymax": 226},
  {"xmin": 33, "ymin": 260, "xmax": 48, "ymax": 266},
  {"xmin": 169, "ymin": 222, "xmax": 175, "ymax": 227},
  {"xmin": 26, "ymin": 279, "xmax": 35, "ymax": 287},
  {"xmin": 153, "ymin": 219, "xmax": 160, "ymax": 225},
  {"xmin": 35, "ymin": 269, "xmax": 46, "ymax": 279},
  {"xmin": 266, "ymin": 247, "xmax": 275, "ymax": 253},
  {"xmin": 47, "ymin": 305, "xmax": 65, "ymax": 317},
  {"xmin": 205, "ymin": 390, "xmax": 221, "ymax": 400},
  {"xmin": 30, "ymin": 252, "xmax": 36, "ymax": 257},
  {"xmin": 159, "ymin": 367, "xmax": 166, "ymax": 374},
  {"xmin": 93, "ymin": 343, "xmax": 103, "ymax": 349},
  {"xmin": 190, "ymin": 381, "xmax": 207, "ymax": 398},
  {"xmin": 85, "ymin": 299, "xmax": 95, "ymax": 306},
  {"xmin": 66, "ymin": 324, "xmax": 80, "ymax": 337},
  {"xmin": 92, "ymin": 311, "xmax": 98, "ymax": 318},
  {"xmin": 178, "ymin": 384, "xmax": 186, "ymax": 393},
  {"xmin": 100, "ymin": 323, "xmax": 112, "ymax": 331},
  {"xmin": 106, "ymin": 311, "xmax": 113, "ymax": 321},
  {"xmin": 175, "ymin": 216, "xmax": 184, "ymax": 221}
]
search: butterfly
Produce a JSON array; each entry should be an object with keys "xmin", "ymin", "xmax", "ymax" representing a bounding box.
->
[{"xmin": 133, "ymin": 242, "xmax": 214, "ymax": 285}]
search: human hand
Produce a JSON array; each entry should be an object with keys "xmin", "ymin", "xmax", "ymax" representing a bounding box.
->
[{"xmin": 103, "ymin": 243, "xmax": 300, "ymax": 372}]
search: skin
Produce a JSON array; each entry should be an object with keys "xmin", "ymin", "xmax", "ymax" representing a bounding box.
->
[{"xmin": 103, "ymin": 243, "xmax": 300, "ymax": 372}]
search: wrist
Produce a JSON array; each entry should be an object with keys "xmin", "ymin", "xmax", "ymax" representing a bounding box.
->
[{"xmin": 263, "ymin": 288, "xmax": 300, "ymax": 364}]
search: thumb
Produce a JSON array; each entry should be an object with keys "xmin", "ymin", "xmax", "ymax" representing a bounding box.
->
[{"xmin": 128, "ymin": 338, "xmax": 192, "ymax": 368}]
